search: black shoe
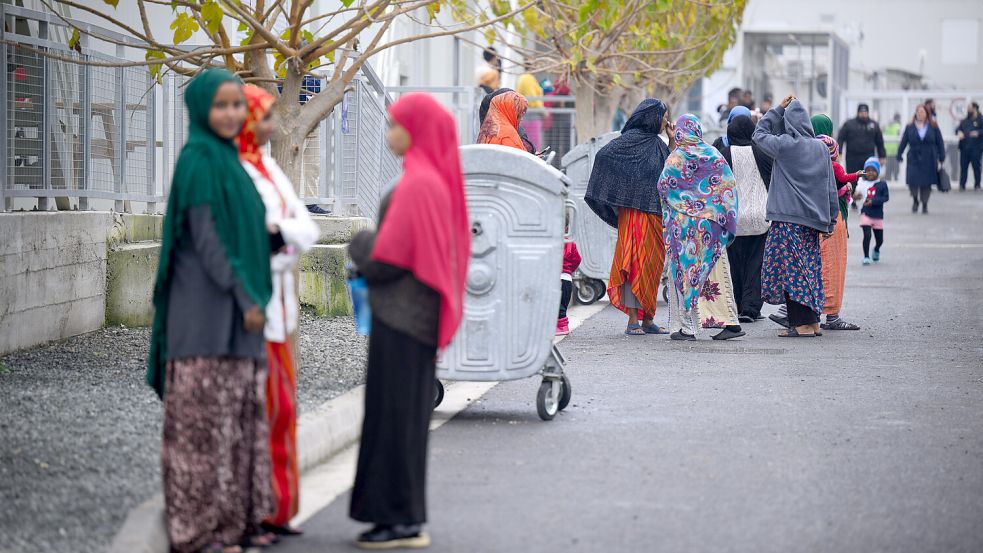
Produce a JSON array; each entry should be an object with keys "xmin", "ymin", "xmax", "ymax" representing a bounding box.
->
[
  {"xmin": 712, "ymin": 326, "xmax": 746, "ymax": 340},
  {"xmin": 670, "ymin": 330, "xmax": 696, "ymax": 341},
  {"xmin": 922, "ymin": 205, "xmax": 928, "ymax": 214},
  {"xmin": 356, "ymin": 525, "xmax": 430, "ymax": 550},
  {"xmin": 912, "ymin": 200, "xmax": 919, "ymax": 213},
  {"xmin": 738, "ymin": 315, "xmax": 755, "ymax": 324},
  {"xmin": 768, "ymin": 314, "xmax": 790, "ymax": 328},
  {"xmin": 306, "ymin": 204, "xmax": 331, "ymax": 215}
]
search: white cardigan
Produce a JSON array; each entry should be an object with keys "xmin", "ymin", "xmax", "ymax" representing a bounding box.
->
[{"xmin": 242, "ymin": 156, "xmax": 320, "ymax": 343}]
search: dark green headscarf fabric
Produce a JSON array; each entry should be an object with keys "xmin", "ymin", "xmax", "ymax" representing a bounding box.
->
[
  {"xmin": 811, "ymin": 114, "xmax": 833, "ymax": 137},
  {"xmin": 147, "ymin": 69, "xmax": 272, "ymax": 399},
  {"xmin": 811, "ymin": 113, "xmax": 848, "ymax": 223}
]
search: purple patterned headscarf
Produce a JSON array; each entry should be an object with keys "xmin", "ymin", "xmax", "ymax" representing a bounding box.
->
[{"xmin": 658, "ymin": 114, "xmax": 738, "ymax": 310}]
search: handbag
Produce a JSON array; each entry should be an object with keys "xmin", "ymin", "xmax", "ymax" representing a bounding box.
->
[
  {"xmin": 346, "ymin": 263, "xmax": 371, "ymax": 336},
  {"xmin": 938, "ymin": 167, "xmax": 951, "ymax": 192}
]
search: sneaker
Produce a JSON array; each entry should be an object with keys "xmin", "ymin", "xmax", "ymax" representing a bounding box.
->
[
  {"xmin": 862, "ymin": 257, "xmax": 872, "ymax": 265},
  {"xmin": 356, "ymin": 525, "xmax": 430, "ymax": 550},
  {"xmin": 555, "ymin": 317, "xmax": 569, "ymax": 336},
  {"xmin": 872, "ymin": 250, "xmax": 880, "ymax": 262},
  {"xmin": 670, "ymin": 330, "xmax": 696, "ymax": 341},
  {"xmin": 307, "ymin": 204, "xmax": 331, "ymax": 215}
]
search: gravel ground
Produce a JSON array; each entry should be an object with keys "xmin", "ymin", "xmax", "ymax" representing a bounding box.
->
[{"xmin": 0, "ymin": 311, "xmax": 367, "ymax": 553}]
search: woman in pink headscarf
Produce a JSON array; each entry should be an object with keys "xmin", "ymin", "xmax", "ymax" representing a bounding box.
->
[{"xmin": 346, "ymin": 92, "xmax": 470, "ymax": 549}]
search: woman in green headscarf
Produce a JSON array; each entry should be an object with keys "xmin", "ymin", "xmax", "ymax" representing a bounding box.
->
[
  {"xmin": 148, "ymin": 68, "xmax": 275, "ymax": 553},
  {"xmin": 811, "ymin": 113, "xmax": 834, "ymax": 137}
]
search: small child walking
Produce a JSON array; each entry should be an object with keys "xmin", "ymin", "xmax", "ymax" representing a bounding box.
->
[
  {"xmin": 856, "ymin": 157, "xmax": 890, "ymax": 265},
  {"xmin": 557, "ymin": 238, "xmax": 582, "ymax": 336}
]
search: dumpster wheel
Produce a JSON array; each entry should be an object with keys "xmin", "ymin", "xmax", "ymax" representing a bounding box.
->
[
  {"xmin": 433, "ymin": 380, "xmax": 445, "ymax": 409},
  {"xmin": 558, "ymin": 374, "xmax": 572, "ymax": 411},
  {"xmin": 536, "ymin": 379, "xmax": 561, "ymax": 421},
  {"xmin": 576, "ymin": 278, "xmax": 606, "ymax": 305}
]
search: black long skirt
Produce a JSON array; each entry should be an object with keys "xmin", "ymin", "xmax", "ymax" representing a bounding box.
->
[
  {"xmin": 350, "ymin": 317, "xmax": 437, "ymax": 526},
  {"xmin": 727, "ymin": 233, "xmax": 767, "ymax": 319}
]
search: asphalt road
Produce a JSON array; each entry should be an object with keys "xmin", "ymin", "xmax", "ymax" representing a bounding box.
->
[{"xmin": 278, "ymin": 185, "xmax": 983, "ymax": 553}]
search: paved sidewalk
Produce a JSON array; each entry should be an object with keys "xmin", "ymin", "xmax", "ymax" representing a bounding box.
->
[{"xmin": 274, "ymin": 188, "xmax": 983, "ymax": 553}]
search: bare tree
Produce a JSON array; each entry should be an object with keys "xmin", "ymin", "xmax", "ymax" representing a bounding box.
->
[
  {"xmin": 477, "ymin": 0, "xmax": 748, "ymax": 139},
  {"xmin": 26, "ymin": 0, "xmax": 532, "ymax": 187}
]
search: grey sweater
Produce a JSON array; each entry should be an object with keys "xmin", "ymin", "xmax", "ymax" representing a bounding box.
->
[
  {"xmin": 347, "ymin": 191, "xmax": 440, "ymax": 347},
  {"xmin": 752, "ymin": 102, "xmax": 839, "ymax": 233},
  {"xmin": 166, "ymin": 204, "xmax": 265, "ymax": 361}
]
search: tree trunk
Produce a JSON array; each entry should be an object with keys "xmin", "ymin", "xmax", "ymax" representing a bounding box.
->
[
  {"xmin": 268, "ymin": 78, "xmax": 347, "ymax": 197},
  {"xmin": 573, "ymin": 75, "xmax": 625, "ymax": 142}
]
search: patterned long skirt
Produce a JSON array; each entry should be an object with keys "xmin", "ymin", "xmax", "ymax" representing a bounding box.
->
[
  {"xmin": 761, "ymin": 221, "xmax": 825, "ymax": 315},
  {"xmin": 162, "ymin": 356, "xmax": 272, "ymax": 553},
  {"xmin": 265, "ymin": 341, "xmax": 299, "ymax": 526},
  {"xmin": 819, "ymin": 217, "xmax": 848, "ymax": 315},
  {"xmin": 608, "ymin": 208, "xmax": 665, "ymax": 317}
]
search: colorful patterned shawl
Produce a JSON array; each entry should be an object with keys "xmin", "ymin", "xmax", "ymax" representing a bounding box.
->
[{"xmin": 659, "ymin": 114, "xmax": 738, "ymax": 311}]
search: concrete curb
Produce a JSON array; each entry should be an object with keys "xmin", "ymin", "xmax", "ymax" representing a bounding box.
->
[{"xmin": 109, "ymin": 385, "xmax": 368, "ymax": 553}]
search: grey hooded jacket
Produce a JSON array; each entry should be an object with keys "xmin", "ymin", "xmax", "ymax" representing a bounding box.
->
[{"xmin": 752, "ymin": 101, "xmax": 838, "ymax": 233}]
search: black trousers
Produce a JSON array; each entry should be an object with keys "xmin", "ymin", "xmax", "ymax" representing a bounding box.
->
[
  {"xmin": 350, "ymin": 317, "xmax": 437, "ymax": 526},
  {"xmin": 909, "ymin": 185, "xmax": 931, "ymax": 207},
  {"xmin": 861, "ymin": 225, "xmax": 884, "ymax": 257},
  {"xmin": 959, "ymin": 149, "xmax": 982, "ymax": 189},
  {"xmin": 785, "ymin": 293, "xmax": 819, "ymax": 327},
  {"xmin": 727, "ymin": 233, "xmax": 767, "ymax": 318},
  {"xmin": 559, "ymin": 279, "xmax": 572, "ymax": 319}
]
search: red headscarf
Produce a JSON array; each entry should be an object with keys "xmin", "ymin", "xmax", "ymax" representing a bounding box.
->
[
  {"xmin": 237, "ymin": 84, "xmax": 276, "ymax": 180},
  {"xmin": 476, "ymin": 91, "xmax": 527, "ymax": 150},
  {"xmin": 371, "ymin": 93, "xmax": 471, "ymax": 348}
]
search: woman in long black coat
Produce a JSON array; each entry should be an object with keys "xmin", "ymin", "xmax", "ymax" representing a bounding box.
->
[{"xmin": 897, "ymin": 104, "xmax": 946, "ymax": 214}]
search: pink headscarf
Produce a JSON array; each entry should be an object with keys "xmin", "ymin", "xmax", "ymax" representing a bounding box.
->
[{"xmin": 370, "ymin": 93, "xmax": 471, "ymax": 348}]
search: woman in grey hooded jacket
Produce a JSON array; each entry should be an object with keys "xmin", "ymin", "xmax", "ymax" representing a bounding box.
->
[{"xmin": 752, "ymin": 96, "xmax": 839, "ymax": 337}]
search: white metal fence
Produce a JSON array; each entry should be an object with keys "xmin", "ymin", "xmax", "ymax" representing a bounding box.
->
[{"xmin": 1, "ymin": 5, "xmax": 403, "ymax": 217}]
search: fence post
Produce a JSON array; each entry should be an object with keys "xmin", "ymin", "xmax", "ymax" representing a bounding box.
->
[
  {"xmin": 115, "ymin": 45, "xmax": 126, "ymax": 212},
  {"xmin": 79, "ymin": 48, "xmax": 92, "ymax": 211},
  {"xmin": 146, "ymin": 70, "xmax": 156, "ymax": 214},
  {"xmin": 39, "ymin": 22, "xmax": 51, "ymax": 211},
  {"xmin": 0, "ymin": 40, "xmax": 8, "ymax": 212},
  {"xmin": 162, "ymin": 74, "xmax": 170, "ymax": 202}
]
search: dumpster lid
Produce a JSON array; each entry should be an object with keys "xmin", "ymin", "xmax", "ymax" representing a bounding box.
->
[{"xmin": 460, "ymin": 144, "xmax": 570, "ymax": 196}]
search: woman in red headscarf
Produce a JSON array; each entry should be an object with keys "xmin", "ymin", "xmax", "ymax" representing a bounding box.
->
[
  {"xmin": 237, "ymin": 84, "xmax": 320, "ymax": 537},
  {"xmin": 476, "ymin": 90, "xmax": 528, "ymax": 150},
  {"xmin": 347, "ymin": 92, "xmax": 470, "ymax": 549}
]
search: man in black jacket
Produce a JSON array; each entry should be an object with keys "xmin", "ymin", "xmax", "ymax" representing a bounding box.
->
[
  {"xmin": 956, "ymin": 101, "xmax": 983, "ymax": 190},
  {"xmin": 837, "ymin": 104, "xmax": 887, "ymax": 173}
]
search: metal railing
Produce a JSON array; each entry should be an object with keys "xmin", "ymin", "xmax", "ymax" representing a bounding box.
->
[{"xmin": 1, "ymin": 5, "xmax": 403, "ymax": 218}]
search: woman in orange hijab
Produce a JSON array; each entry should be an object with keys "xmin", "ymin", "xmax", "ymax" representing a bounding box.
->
[
  {"xmin": 476, "ymin": 90, "xmax": 528, "ymax": 150},
  {"xmin": 237, "ymin": 84, "xmax": 320, "ymax": 538}
]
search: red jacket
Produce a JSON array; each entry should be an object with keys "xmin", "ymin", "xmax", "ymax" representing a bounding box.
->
[
  {"xmin": 562, "ymin": 241, "xmax": 581, "ymax": 275},
  {"xmin": 832, "ymin": 161, "xmax": 859, "ymax": 197}
]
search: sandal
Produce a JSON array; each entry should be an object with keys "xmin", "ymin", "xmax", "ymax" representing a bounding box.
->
[
  {"xmin": 241, "ymin": 532, "xmax": 278, "ymax": 548},
  {"xmin": 821, "ymin": 319, "xmax": 860, "ymax": 331},
  {"xmin": 262, "ymin": 521, "xmax": 304, "ymax": 536},
  {"xmin": 779, "ymin": 328, "xmax": 817, "ymax": 338},
  {"xmin": 201, "ymin": 544, "xmax": 242, "ymax": 553},
  {"xmin": 625, "ymin": 323, "xmax": 646, "ymax": 336},
  {"xmin": 642, "ymin": 323, "xmax": 669, "ymax": 334}
]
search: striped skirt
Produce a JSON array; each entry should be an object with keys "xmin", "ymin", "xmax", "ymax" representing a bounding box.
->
[
  {"xmin": 265, "ymin": 341, "xmax": 300, "ymax": 527},
  {"xmin": 607, "ymin": 208, "xmax": 665, "ymax": 317}
]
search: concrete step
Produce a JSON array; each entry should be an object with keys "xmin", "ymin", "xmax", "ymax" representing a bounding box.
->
[
  {"xmin": 106, "ymin": 242, "xmax": 160, "ymax": 326},
  {"xmin": 311, "ymin": 216, "xmax": 372, "ymax": 245}
]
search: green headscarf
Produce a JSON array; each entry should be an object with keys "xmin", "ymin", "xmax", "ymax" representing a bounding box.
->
[
  {"xmin": 810, "ymin": 113, "xmax": 847, "ymax": 224},
  {"xmin": 811, "ymin": 113, "xmax": 833, "ymax": 137},
  {"xmin": 147, "ymin": 69, "xmax": 272, "ymax": 399}
]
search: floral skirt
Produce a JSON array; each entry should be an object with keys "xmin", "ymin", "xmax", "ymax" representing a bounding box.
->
[
  {"xmin": 761, "ymin": 221, "xmax": 825, "ymax": 315},
  {"xmin": 162, "ymin": 356, "xmax": 272, "ymax": 552}
]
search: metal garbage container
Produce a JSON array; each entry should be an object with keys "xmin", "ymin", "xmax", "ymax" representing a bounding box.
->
[
  {"xmin": 560, "ymin": 132, "xmax": 620, "ymax": 304},
  {"xmin": 436, "ymin": 144, "xmax": 571, "ymax": 421}
]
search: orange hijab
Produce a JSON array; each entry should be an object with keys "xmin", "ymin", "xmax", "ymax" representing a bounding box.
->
[
  {"xmin": 476, "ymin": 91, "xmax": 527, "ymax": 150},
  {"xmin": 237, "ymin": 84, "xmax": 276, "ymax": 181}
]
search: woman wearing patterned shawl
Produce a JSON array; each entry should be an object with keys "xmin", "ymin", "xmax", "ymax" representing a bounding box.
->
[
  {"xmin": 237, "ymin": 85, "xmax": 320, "ymax": 537},
  {"xmin": 476, "ymin": 90, "xmax": 528, "ymax": 150},
  {"xmin": 659, "ymin": 114, "xmax": 745, "ymax": 341},
  {"xmin": 584, "ymin": 99, "xmax": 672, "ymax": 335}
]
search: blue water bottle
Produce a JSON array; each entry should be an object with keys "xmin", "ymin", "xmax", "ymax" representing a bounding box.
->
[{"xmin": 346, "ymin": 263, "xmax": 371, "ymax": 336}]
